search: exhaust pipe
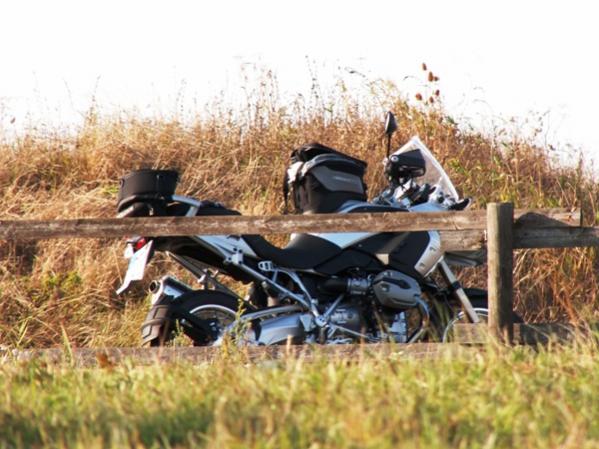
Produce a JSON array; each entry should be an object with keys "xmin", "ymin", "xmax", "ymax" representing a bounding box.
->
[{"xmin": 149, "ymin": 276, "xmax": 193, "ymax": 304}]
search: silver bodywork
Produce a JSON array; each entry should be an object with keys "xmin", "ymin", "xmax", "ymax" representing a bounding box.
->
[
  {"xmin": 248, "ymin": 313, "xmax": 308, "ymax": 345},
  {"xmin": 372, "ymin": 270, "xmax": 422, "ymax": 309},
  {"xmin": 414, "ymin": 231, "xmax": 442, "ymax": 276}
]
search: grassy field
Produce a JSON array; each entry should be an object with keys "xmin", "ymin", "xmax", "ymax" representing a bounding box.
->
[
  {"xmin": 0, "ymin": 342, "xmax": 598, "ymax": 449},
  {"xmin": 0, "ymin": 68, "xmax": 598, "ymax": 348}
]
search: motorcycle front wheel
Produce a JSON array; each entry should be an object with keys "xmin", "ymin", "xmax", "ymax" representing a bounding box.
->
[
  {"xmin": 441, "ymin": 299, "xmax": 523, "ymax": 342},
  {"xmin": 441, "ymin": 307, "xmax": 489, "ymax": 342}
]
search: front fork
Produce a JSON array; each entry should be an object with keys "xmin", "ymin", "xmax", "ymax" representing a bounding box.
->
[{"xmin": 437, "ymin": 260, "xmax": 481, "ymax": 323}]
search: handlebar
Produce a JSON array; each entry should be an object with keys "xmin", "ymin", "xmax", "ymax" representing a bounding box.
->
[{"xmin": 372, "ymin": 179, "xmax": 470, "ymax": 212}]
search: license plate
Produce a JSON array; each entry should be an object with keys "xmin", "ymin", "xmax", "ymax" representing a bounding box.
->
[{"xmin": 116, "ymin": 241, "xmax": 153, "ymax": 294}]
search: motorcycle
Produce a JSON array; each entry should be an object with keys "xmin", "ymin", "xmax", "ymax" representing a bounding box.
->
[{"xmin": 115, "ymin": 112, "xmax": 488, "ymax": 346}]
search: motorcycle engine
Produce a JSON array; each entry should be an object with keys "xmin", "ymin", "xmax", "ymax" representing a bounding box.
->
[
  {"xmin": 321, "ymin": 271, "xmax": 422, "ymax": 310},
  {"xmin": 371, "ymin": 270, "xmax": 422, "ymax": 309},
  {"xmin": 388, "ymin": 311, "xmax": 408, "ymax": 343},
  {"xmin": 329, "ymin": 303, "xmax": 363, "ymax": 333}
]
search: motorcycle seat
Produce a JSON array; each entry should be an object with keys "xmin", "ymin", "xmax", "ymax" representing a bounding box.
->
[
  {"xmin": 242, "ymin": 204, "xmax": 407, "ymax": 269},
  {"xmin": 242, "ymin": 233, "xmax": 342, "ymax": 270},
  {"xmin": 189, "ymin": 201, "xmax": 343, "ymax": 269}
]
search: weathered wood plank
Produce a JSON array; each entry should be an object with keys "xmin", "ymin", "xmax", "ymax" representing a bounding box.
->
[
  {"xmin": 0, "ymin": 208, "xmax": 580, "ymax": 241},
  {"xmin": 514, "ymin": 226, "xmax": 599, "ymax": 249},
  {"xmin": 443, "ymin": 226, "xmax": 599, "ymax": 253},
  {"xmin": 514, "ymin": 210, "xmax": 581, "ymax": 228},
  {"xmin": 0, "ymin": 211, "xmax": 486, "ymax": 240},
  {"xmin": 487, "ymin": 203, "xmax": 514, "ymax": 343},
  {"xmin": 440, "ymin": 230, "xmax": 486, "ymax": 251},
  {"xmin": 0, "ymin": 344, "xmax": 474, "ymax": 367},
  {"xmin": 452, "ymin": 322, "xmax": 596, "ymax": 344}
]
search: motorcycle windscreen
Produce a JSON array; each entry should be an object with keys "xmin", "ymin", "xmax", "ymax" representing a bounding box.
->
[{"xmin": 392, "ymin": 136, "xmax": 459, "ymax": 201}]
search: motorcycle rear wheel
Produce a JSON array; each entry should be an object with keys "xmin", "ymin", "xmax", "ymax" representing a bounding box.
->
[{"xmin": 147, "ymin": 292, "xmax": 240, "ymax": 347}]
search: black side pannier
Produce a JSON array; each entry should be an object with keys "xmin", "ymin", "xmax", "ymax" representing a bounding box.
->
[
  {"xmin": 117, "ymin": 169, "xmax": 179, "ymax": 216},
  {"xmin": 285, "ymin": 142, "xmax": 367, "ymax": 214}
]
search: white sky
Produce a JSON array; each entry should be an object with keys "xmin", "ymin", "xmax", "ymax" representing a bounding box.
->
[{"xmin": 1, "ymin": 0, "xmax": 598, "ymax": 164}]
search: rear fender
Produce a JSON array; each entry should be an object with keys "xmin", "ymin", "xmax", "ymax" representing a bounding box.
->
[
  {"xmin": 140, "ymin": 303, "xmax": 172, "ymax": 344},
  {"xmin": 140, "ymin": 298, "xmax": 216, "ymax": 345},
  {"xmin": 140, "ymin": 287, "xmax": 238, "ymax": 346}
]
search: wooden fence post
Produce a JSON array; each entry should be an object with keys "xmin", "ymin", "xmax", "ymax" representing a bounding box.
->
[{"xmin": 487, "ymin": 202, "xmax": 514, "ymax": 343}]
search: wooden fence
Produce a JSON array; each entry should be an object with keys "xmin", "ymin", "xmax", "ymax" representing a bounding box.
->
[{"xmin": 0, "ymin": 203, "xmax": 592, "ymax": 345}]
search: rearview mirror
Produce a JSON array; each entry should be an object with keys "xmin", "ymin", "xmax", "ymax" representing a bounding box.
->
[
  {"xmin": 384, "ymin": 111, "xmax": 398, "ymax": 157},
  {"xmin": 384, "ymin": 111, "xmax": 398, "ymax": 137}
]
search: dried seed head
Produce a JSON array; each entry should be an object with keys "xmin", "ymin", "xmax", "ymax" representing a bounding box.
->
[
  {"xmin": 429, "ymin": 97, "xmax": 435, "ymax": 104},
  {"xmin": 415, "ymin": 93, "xmax": 423, "ymax": 101},
  {"xmin": 435, "ymin": 89, "xmax": 440, "ymax": 97},
  {"xmin": 428, "ymin": 72, "xmax": 434, "ymax": 82},
  {"xmin": 433, "ymin": 76, "xmax": 440, "ymax": 82},
  {"xmin": 96, "ymin": 352, "xmax": 116, "ymax": 369},
  {"xmin": 422, "ymin": 63, "xmax": 428, "ymax": 71}
]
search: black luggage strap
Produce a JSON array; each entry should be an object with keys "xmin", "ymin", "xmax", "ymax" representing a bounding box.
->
[{"xmin": 282, "ymin": 171, "xmax": 290, "ymax": 214}]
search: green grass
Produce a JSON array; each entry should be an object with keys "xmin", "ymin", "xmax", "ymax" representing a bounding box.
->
[{"xmin": 1, "ymin": 343, "xmax": 598, "ymax": 448}]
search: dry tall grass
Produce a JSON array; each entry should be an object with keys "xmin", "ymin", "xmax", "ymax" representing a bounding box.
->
[{"xmin": 0, "ymin": 70, "xmax": 597, "ymax": 347}]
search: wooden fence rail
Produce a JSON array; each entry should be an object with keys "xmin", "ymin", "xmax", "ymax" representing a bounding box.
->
[
  {"xmin": 0, "ymin": 204, "xmax": 592, "ymax": 345},
  {"xmin": 0, "ymin": 208, "xmax": 580, "ymax": 237}
]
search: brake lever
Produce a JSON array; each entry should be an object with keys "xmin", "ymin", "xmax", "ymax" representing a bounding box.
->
[{"xmin": 410, "ymin": 183, "xmax": 433, "ymax": 205}]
